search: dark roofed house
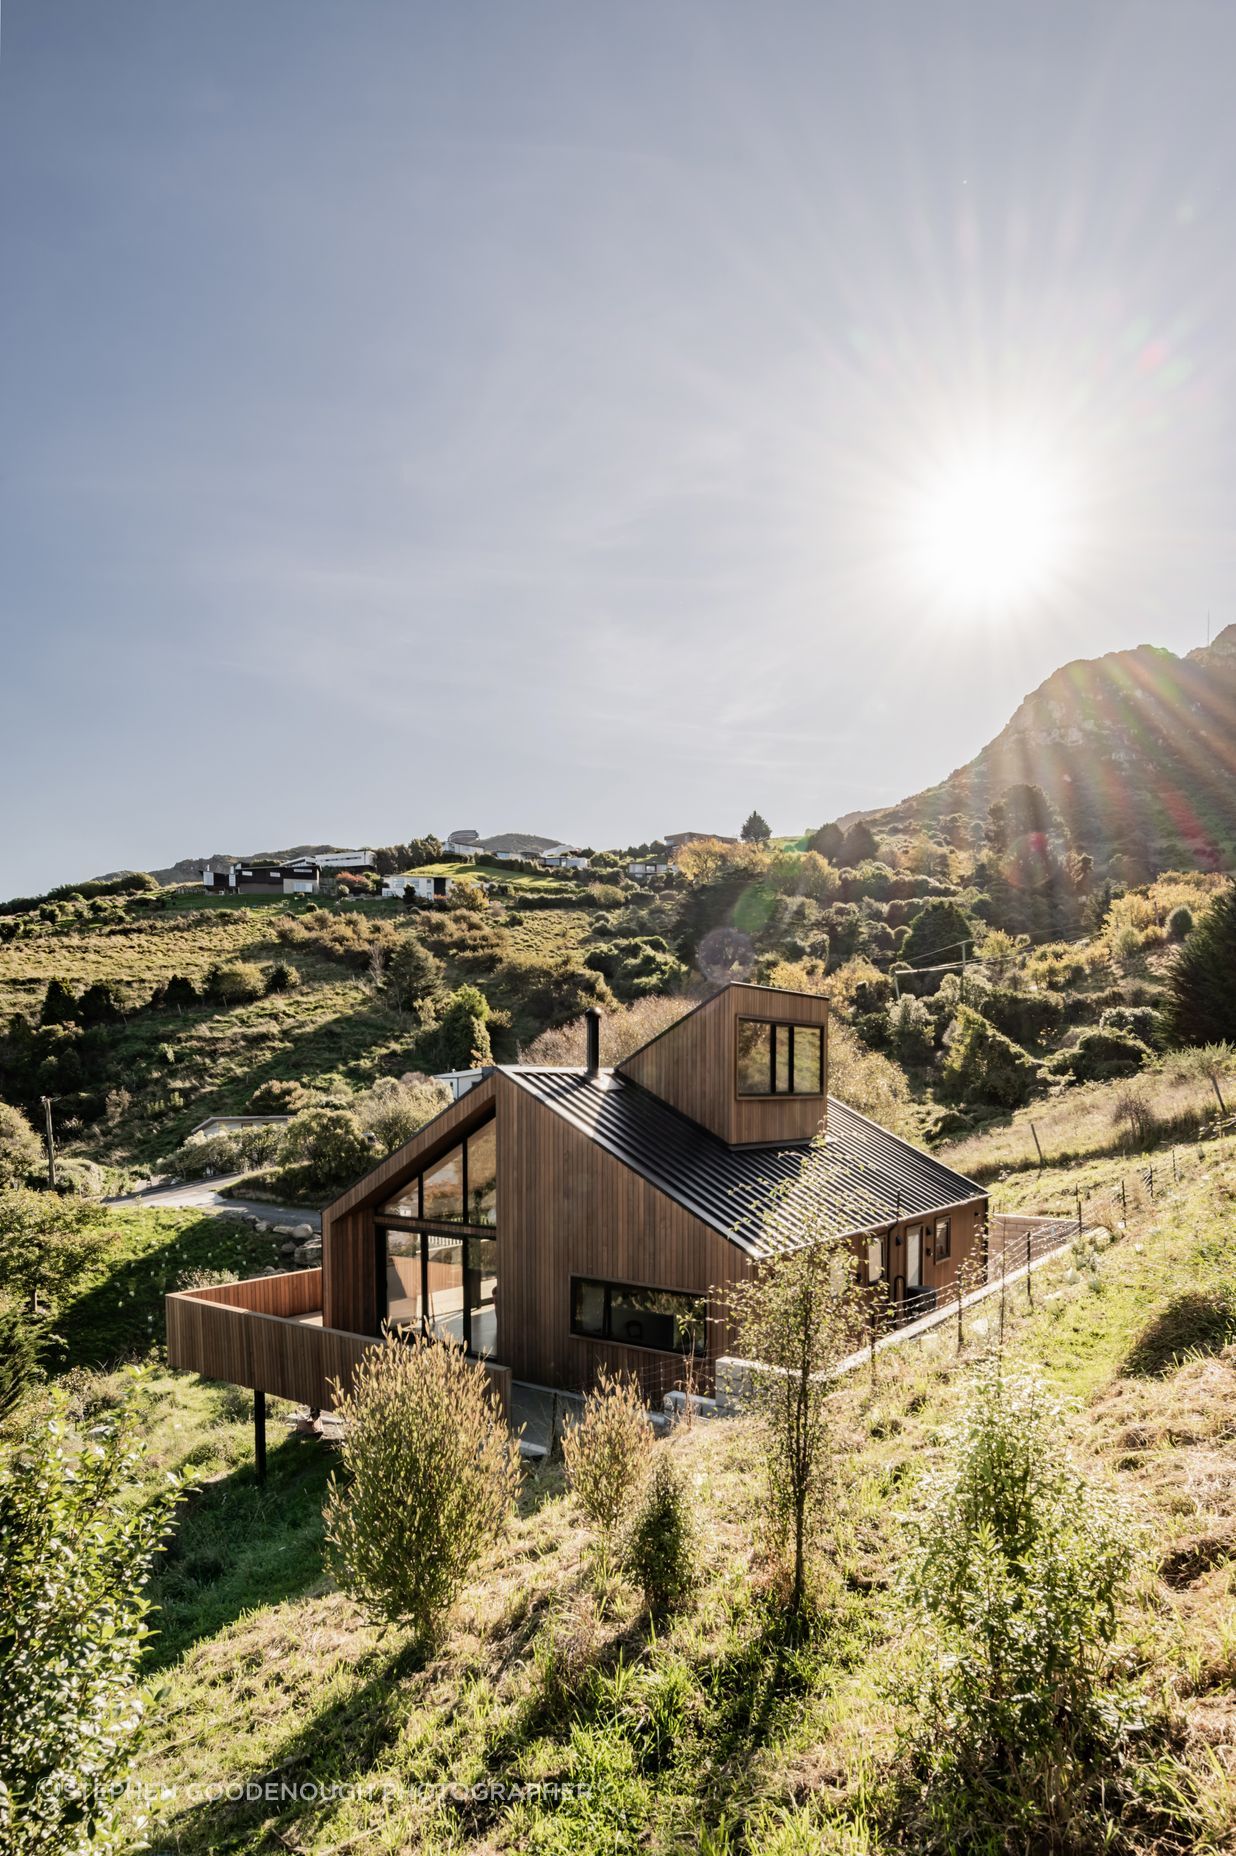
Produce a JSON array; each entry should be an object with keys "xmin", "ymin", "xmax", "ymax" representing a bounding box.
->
[{"xmin": 167, "ymin": 983, "xmax": 986, "ymax": 1416}]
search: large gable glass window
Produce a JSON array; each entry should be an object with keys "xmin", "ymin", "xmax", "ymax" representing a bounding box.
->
[
  {"xmin": 736, "ymin": 1019, "xmax": 824, "ymax": 1097},
  {"xmin": 570, "ymin": 1277, "xmax": 706, "ymax": 1356},
  {"xmin": 379, "ymin": 1119, "xmax": 497, "ymax": 1229}
]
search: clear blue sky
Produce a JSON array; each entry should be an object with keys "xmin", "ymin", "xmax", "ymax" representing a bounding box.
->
[{"xmin": 3, "ymin": 2, "xmax": 1234, "ymax": 896}]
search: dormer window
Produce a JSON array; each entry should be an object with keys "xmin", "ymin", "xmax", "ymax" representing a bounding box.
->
[{"xmin": 736, "ymin": 1019, "xmax": 824, "ymax": 1097}]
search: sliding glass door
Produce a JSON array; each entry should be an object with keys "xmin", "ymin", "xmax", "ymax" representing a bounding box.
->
[{"xmin": 378, "ymin": 1225, "xmax": 497, "ymax": 1359}]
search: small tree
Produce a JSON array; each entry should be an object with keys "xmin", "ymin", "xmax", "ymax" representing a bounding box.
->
[
  {"xmin": 1166, "ymin": 904, "xmax": 1193, "ymax": 941},
  {"xmin": 729, "ymin": 1221, "xmax": 865, "ymax": 1620},
  {"xmin": 901, "ymin": 1363, "xmax": 1134, "ymax": 1815},
  {"xmin": 940, "ymin": 1007, "xmax": 1038, "ymax": 1109},
  {"xmin": 0, "ymin": 1105, "xmax": 43, "ymax": 1192},
  {"xmin": 0, "ymin": 1190, "xmax": 111, "ymax": 1317},
  {"xmin": 0, "ymin": 1376, "xmax": 184, "ymax": 1853},
  {"xmin": 0, "ymin": 1298, "xmax": 43, "ymax": 1421},
  {"xmin": 39, "ymin": 980, "xmax": 78, "ymax": 1028},
  {"xmin": 1162, "ymin": 882, "xmax": 1236, "ymax": 1046},
  {"xmin": 741, "ymin": 810, "xmax": 771, "ymax": 844},
  {"xmin": 623, "ymin": 1449, "xmax": 696, "ymax": 1614},
  {"xmin": 324, "ymin": 1333, "xmax": 519, "ymax": 1647},
  {"xmin": 840, "ymin": 819, "xmax": 879, "ymax": 865},
  {"xmin": 808, "ymin": 822, "xmax": 845, "ymax": 861},
  {"xmin": 424, "ymin": 985, "xmax": 493, "ymax": 1070},
  {"xmin": 356, "ymin": 1075, "xmax": 451, "ymax": 1156},
  {"xmin": 385, "ymin": 935, "xmax": 445, "ymax": 1012},
  {"xmin": 561, "ymin": 1369, "xmax": 653, "ymax": 1565},
  {"xmin": 900, "ymin": 897, "xmax": 976, "ymax": 975}
]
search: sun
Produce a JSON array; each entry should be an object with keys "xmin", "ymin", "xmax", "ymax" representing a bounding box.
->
[{"xmin": 912, "ymin": 450, "xmax": 1068, "ymax": 609}]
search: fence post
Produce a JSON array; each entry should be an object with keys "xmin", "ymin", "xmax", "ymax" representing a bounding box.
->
[
  {"xmin": 1149, "ymin": 1163, "xmax": 1154, "ymax": 1201},
  {"xmin": 1031, "ymin": 1122, "xmax": 1045, "ymax": 1169},
  {"xmin": 1025, "ymin": 1224, "xmax": 1033, "ymax": 1307},
  {"xmin": 1172, "ymin": 1148, "xmax": 1178, "ymax": 1184},
  {"xmin": 1076, "ymin": 1190, "xmax": 1083, "ymax": 1235},
  {"xmin": 1120, "ymin": 1178, "xmax": 1127, "ymax": 1220}
]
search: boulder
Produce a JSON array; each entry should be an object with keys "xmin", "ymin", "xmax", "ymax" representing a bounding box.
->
[{"xmin": 292, "ymin": 1223, "xmax": 316, "ymax": 1239}]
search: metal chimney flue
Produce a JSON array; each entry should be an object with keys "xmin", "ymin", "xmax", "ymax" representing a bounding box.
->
[{"xmin": 584, "ymin": 1007, "xmax": 601, "ymax": 1076}]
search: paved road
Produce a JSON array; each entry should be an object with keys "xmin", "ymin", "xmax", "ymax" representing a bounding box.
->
[{"xmin": 104, "ymin": 1174, "xmax": 322, "ymax": 1230}]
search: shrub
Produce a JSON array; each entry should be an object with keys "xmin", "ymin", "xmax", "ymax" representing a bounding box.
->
[
  {"xmin": 1166, "ymin": 904, "xmax": 1194, "ymax": 940},
  {"xmin": 1098, "ymin": 1004, "xmax": 1161, "ymax": 1045},
  {"xmin": 39, "ymin": 979, "xmax": 78, "ymax": 1027},
  {"xmin": 1110, "ymin": 1083, "xmax": 1158, "ymax": 1150},
  {"xmin": 623, "ymin": 1449, "xmax": 696, "ymax": 1613},
  {"xmin": 279, "ymin": 1107, "xmax": 373, "ymax": 1192},
  {"xmin": 324, "ymin": 1333, "xmax": 519, "ymax": 1645},
  {"xmin": 0, "ymin": 1297, "xmax": 43, "ymax": 1421},
  {"xmin": 899, "ymin": 898, "xmax": 977, "ymax": 981},
  {"xmin": 940, "ymin": 1007, "xmax": 1038, "ymax": 1108},
  {"xmin": 355, "ymin": 1075, "xmax": 450, "ymax": 1156},
  {"xmin": 886, "ymin": 994, "xmax": 935, "ymax": 1065},
  {"xmin": 1162, "ymin": 883, "xmax": 1236, "ymax": 1046},
  {"xmin": 206, "ymin": 961, "xmax": 266, "ymax": 1006},
  {"xmin": 0, "ymin": 1104, "xmax": 43, "ymax": 1191},
  {"xmin": 265, "ymin": 961, "xmax": 300, "ymax": 993},
  {"xmin": 562, "ymin": 1370, "xmax": 653, "ymax": 1559},
  {"xmin": 982, "ymin": 985, "xmax": 1066, "ymax": 1047},
  {"xmin": 1058, "ymin": 1026, "xmax": 1151, "ymax": 1082},
  {"xmin": 901, "ymin": 1364, "xmax": 1135, "ymax": 1824},
  {"xmin": 417, "ymin": 984, "xmax": 493, "ymax": 1071},
  {"xmin": 247, "ymin": 1077, "xmax": 309, "ymax": 1114},
  {"xmin": 0, "ymin": 1375, "xmax": 185, "ymax": 1852},
  {"xmin": 583, "ymin": 883, "xmax": 627, "ymax": 910},
  {"xmin": 0, "ymin": 1190, "xmax": 111, "ymax": 1317}
]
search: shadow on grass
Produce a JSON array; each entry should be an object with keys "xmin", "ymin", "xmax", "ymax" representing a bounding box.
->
[
  {"xmin": 156, "ymin": 1635, "xmax": 427, "ymax": 1856},
  {"xmin": 1121, "ymin": 1287, "xmax": 1236, "ymax": 1377},
  {"xmin": 147, "ymin": 1428, "xmax": 334, "ymax": 1672},
  {"xmin": 51, "ymin": 1212, "xmax": 276, "ymax": 1370}
]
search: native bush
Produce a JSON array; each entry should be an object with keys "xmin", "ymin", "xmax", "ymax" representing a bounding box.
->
[
  {"xmin": 886, "ymin": 994, "xmax": 935, "ymax": 1065},
  {"xmin": 1166, "ymin": 904, "xmax": 1194, "ymax": 940},
  {"xmin": 205, "ymin": 961, "xmax": 266, "ymax": 1007},
  {"xmin": 264, "ymin": 961, "xmax": 301, "ymax": 993},
  {"xmin": 416, "ymin": 984, "xmax": 493, "ymax": 1071},
  {"xmin": 0, "ymin": 1104, "xmax": 43, "ymax": 1191},
  {"xmin": 279, "ymin": 1107, "xmax": 372, "ymax": 1192},
  {"xmin": 324, "ymin": 1333, "xmax": 519, "ymax": 1646},
  {"xmin": 900, "ymin": 1364, "xmax": 1135, "ymax": 1825},
  {"xmin": 940, "ymin": 1007, "xmax": 1038, "ymax": 1108},
  {"xmin": 1056, "ymin": 1026, "xmax": 1151, "ymax": 1082},
  {"xmin": 355, "ymin": 1075, "xmax": 450, "ymax": 1156},
  {"xmin": 623, "ymin": 1449, "xmax": 696, "ymax": 1614},
  {"xmin": 561, "ymin": 1369, "xmax": 653, "ymax": 1560},
  {"xmin": 0, "ymin": 1297, "xmax": 43, "ymax": 1421},
  {"xmin": 982, "ymin": 985, "xmax": 1067, "ymax": 1048},
  {"xmin": 1162, "ymin": 883, "xmax": 1236, "ymax": 1046},
  {"xmin": 0, "ymin": 1374, "xmax": 185, "ymax": 1854},
  {"xmin": 1098, "ymin": 1004, "xmax": 1161, "ymax": 1045},
  {"xmin": 384, "ymin": 935, "xmax": 446, "ymax": 1011},
  {"xmin": 247, "ymin": 1077, "xmax": 309, "ymax": 1114},
  {"xmin": 0, "ymin": 1190, "xmax": 112, "ymax": 1317}
]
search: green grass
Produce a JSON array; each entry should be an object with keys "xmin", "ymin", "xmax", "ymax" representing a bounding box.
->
[
  {"xmin": 52, "ymin": 1204, "xmax": 280, "ymax": 1367},
  {"xmin": 67, "ymin": 1147, "xmax": 1236, "ymax": 1855}
]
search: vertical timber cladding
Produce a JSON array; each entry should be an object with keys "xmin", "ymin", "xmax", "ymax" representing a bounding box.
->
[
  {"xmin": 495, "ymin": 1073, "xmax": 749, "ymax": 1389},
  {"xmin": 616, "ymin": 982, "xmax": 830, "ymax": 1148}
]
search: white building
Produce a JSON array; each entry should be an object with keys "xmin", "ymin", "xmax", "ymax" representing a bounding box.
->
[
  {"xmin": 541, "ymin": 844, "xmax": 590, "ymax": 870},
  {"xmin": 382, "ymin": 872, "xmax": 464, "ymax": 901},
  {"xmin": 314, "ymin": 849, "xmax": 377, "ymax": 871}
]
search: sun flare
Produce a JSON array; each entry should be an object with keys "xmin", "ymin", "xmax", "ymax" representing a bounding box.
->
[{"xmin": 913, "ymin": 451, "xmax": 1068, "ymax": 609}]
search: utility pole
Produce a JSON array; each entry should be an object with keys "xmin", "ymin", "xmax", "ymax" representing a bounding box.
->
[{"xmin": 40, "ymin": 1096, "xmax": 56, "ymax": 1191}]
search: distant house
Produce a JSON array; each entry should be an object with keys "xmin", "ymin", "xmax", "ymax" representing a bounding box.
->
[
  {"xmin": 432, "ymin": 1068, "xmax": 487, "ymax": 1102},
  {"xmin": 203, "ymin": 861, "xmax": 320, "ymax": 896},
  {"xmin": 447, "ymin": 830, "xmax": 481, "ymax": 854},
  {"xmin": 382, "ymin": 872, "xmax": 462, "ymax": 901},
  {"xmin": 541, "ymin": 844, "xmax": 590, "ymax": 870},
  {"xmin": 628, "ymin": 859, "xmax": 670, "ymax": 880},
  {"xmin": 314, "ymin": 850, "xmax": 376, "ymax": 871},
  {"xmin": 187, "ymin": 1113, "xmax": 295, "ymax": 1140}
]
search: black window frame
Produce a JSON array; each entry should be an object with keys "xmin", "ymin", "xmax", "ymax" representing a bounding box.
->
[
  {"xmin": 374, "ymin": 1224, "xmax": 497, "ymax": 1359},
  {"xmin": 735, "ymin": 1017, "xmax": 825, "ymax": 1099},
  {"xmin": 569, "ymin": 1275, "xmax": 707, "ymax": 1357}
]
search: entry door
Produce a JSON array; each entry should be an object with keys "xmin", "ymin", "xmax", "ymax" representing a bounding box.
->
[{"xmin": 905, "ymin": 1224, "xmax": 923, "ymax": 1292}]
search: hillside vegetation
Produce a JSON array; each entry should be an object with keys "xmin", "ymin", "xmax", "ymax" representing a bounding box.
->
[{"xmin": 20, "ymin": 1128, "xmax": 1229, "ymax": 1855}]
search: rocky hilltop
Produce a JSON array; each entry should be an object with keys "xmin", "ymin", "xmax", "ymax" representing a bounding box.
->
[{"xmin": 875, "ymin": 625, "xmax": 1236, "ymax": 875}]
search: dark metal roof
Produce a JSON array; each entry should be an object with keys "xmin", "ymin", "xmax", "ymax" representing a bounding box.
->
[{"xmin": 504, "ymin": 1067, "xmax": 984, "ymax": 1258}]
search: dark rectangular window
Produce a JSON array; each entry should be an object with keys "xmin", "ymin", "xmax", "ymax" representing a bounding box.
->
[
  {"xmin": 934, "ymin": 1217, "xmax": 951, "ymax": 1261},
  {"xmin": 570, "ymin": 1277, "xmax": 706, "ymax": 1356},
  {"xmin": 736, "ymin": 1019, "xmax": 824, "ymax": 1097}
]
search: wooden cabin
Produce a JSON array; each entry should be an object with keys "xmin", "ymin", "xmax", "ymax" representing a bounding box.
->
[{"xmin": 166, "ymin": 982, "xmax": 986, "ymax": 1414}]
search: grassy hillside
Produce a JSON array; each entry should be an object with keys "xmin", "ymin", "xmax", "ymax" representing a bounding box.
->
[{"xmin": 53, "ymin": 1134, "xmax": 1231, "ymax": 1855}]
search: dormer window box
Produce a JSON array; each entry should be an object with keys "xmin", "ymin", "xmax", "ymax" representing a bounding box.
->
[{"xmin": 735, "ymin": 1019, "xmax": 824, "ymax": 1098}]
